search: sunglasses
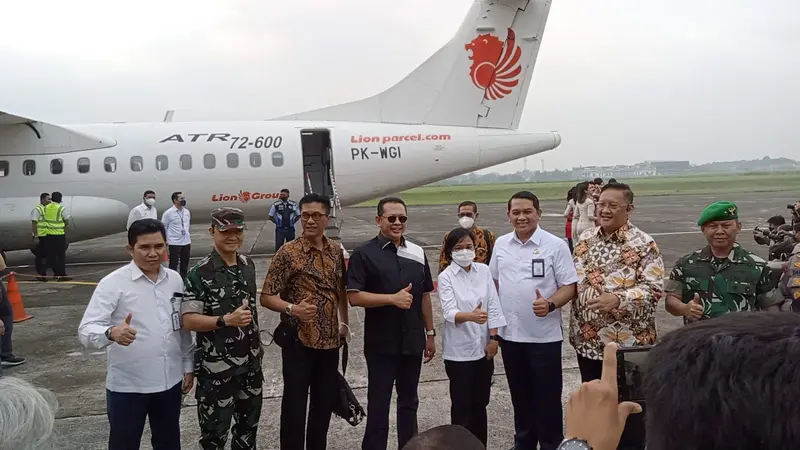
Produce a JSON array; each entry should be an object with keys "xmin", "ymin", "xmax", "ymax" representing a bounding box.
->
[{"xmin": 382, "ymin": 215, "xmax": 408, "ymax": 224}]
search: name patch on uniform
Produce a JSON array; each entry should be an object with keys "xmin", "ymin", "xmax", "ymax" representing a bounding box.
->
[{"xmin": 532, "ymin": 259, "xmax": 545, "ymax": 278}]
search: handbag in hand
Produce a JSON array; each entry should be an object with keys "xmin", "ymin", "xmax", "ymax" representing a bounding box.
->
[
  {"xmin": 271, "ymin": 318, "xmax": 299, "ymax": 348},
  {"xmin": 333, "ymin": 342, "xmax": 366, "ymax": 426}
]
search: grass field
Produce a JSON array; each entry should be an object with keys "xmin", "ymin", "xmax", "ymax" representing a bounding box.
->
[{"xmin": 356, "ymin": 172, "xmax": 800, "ymax": 207}]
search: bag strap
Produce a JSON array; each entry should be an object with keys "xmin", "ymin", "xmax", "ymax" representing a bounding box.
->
[{"xmin": 341, "ymin": 342, "xmax": 349, "ymax": 377}]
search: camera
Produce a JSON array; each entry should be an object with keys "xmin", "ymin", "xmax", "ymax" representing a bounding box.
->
[{"xmin": 788, "ymin": 204, "xmax": 795, "ymax": 210}]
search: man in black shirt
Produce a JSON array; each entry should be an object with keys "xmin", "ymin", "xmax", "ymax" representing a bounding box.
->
[{"xmin": 347, "ymin": 196, "xmax": 437, "ymax": 450}]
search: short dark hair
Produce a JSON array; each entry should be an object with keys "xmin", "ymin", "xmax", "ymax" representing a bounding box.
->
[
  {"xmin": 600, "ymin": 182, "xmax": 634, "ymax": 204},
  {"xmin": 280, "ymin": 188, "xmax": 290, "ymax": 194},
  {"xmin": 40, "ymin": 193, "xmax": 49, "ymax": 202},
  {"xmin": 458, "ymin": 201, "xmax": 478, "ymax": 214},
  {"xmin": 401, "ymin": 425, "xmax": 485, "ymax": 450},
  {"xmin": 443, "ymin": 227, "xmax": 477, "ymax": 260},
  {"xmin": 51, "ymin": 191, "xmax": 62, "ymax": 203},
  {"xmin": 507, "ymin": 191, "xmax": 540, "ymax": 212},
  {"xmin": 767, "ymin": 215, "xmax": 786, "ymax": 227},
  {"xmin": 171, "ymin": 191, "xmax": 182, "ymax": 202},
  {"xmin": 299, "ymin": 193, "xmax": 331, "ymax": 215},
  {"xmin": 644, "ymin": 312, "xmax": 800, "ymax": 450},
  {"xmin": 143, "ymin": 190, "xmax": 155, "ymax": 198},
  {"xmin": 377, "ymin": 196, "xmax": 407, "ymax": 216},
  {"xmin": 608, "ymin": 178, "xmax": 618, "ymax": 183},
  {"xmin": 593, "ymin": 177, "xmax": 603, "ymax": 184},
  {"xmin": 127, "ymin": 218, "xmax": 167, "ymax": 246}
]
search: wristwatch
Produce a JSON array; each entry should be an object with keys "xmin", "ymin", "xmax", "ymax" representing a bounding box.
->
[
  {"xmin": 557, "ymin": 438, "xmax": 592, "ymax": 449},
  {"xmin": 426, "ymin": 329, "xmax": 436, "ymax": 337},
  {"xmin": 105, "ymin": 326, "xmax": 115, "ymax": 341},
  {"xmin": 548, "ymin": 301, "xmax": 556, "ymax": 313},
  {"xmin": 216, "ymin": 316, "xmax": 226, "ymax": 329},
  {"xmin": 489, "ymin": 334, "xmax": 501, "ymax": 342},
  {"xmin": 285, "ymin": 303, "xmax": 294, "ymax": 316}
]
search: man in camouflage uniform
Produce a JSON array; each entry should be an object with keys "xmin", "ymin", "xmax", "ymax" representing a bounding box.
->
[
  {"xmin": 779, "ymin": 223, "xmax": 800, "ymax": 312},
  {"xmin": 664, "ymin": 201, "xmax": 783, "ymax": 323},
  {"xmin": 181, "ymin": 207, "xmax": 264, "ymax": 450},
  {"xmin": 438, "ymin": 201, "xmax": 495, "ymax": 272}
]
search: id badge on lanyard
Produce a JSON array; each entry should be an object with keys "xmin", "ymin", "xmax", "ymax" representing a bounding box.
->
[{"xmin": 171, "ymin": 293, "xmax": 183, "ymax": 331}]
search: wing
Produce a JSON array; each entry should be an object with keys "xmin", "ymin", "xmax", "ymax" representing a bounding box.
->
[{"xmin": 0, "ymin": 109, "xmax": 116, "ymax": 155}]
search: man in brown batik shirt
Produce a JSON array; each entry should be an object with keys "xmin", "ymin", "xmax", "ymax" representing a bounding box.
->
[{"xmin": 261, "ymin": 193, "xmax": 349, "ymax": 450}]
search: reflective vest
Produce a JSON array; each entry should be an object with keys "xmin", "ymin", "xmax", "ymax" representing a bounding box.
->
[
  {"xmin": 44, "ymin": 203, "xmax": 66, "ymax": 235},
  {"xmin": 35, "ymin": 204, "xmax": 49, "ymax": 237}
]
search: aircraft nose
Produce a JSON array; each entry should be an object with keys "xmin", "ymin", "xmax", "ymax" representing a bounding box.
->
[{"xmin": 552, "ymin": 132, "xmax": 561, "ymax": 148}]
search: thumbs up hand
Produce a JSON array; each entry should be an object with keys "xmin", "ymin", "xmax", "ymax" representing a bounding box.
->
[
  {"xmin": 392, "ymin": 283, "xmax": 413, "ymax": 310},
  {"xmin": 533, "ymin": 289, "xmax": 551, "ymax": 317},
  {"xmin": 684, "ymin": 293, "xmax": 704, "ymax": 322},
  {"xmin": 293, "ymin": 294, "xmax": 319, "ymax": 322},
  {"xmin": 224, "ymin": 300, "xmax": 253, "ymax": 327},
  {"xmin": 111, "ymin": 313, "xmax": 138, "ymax": 346},
  {"xmin": 470, "ymin": 302, "xmax": 488, "ymax": 325}
]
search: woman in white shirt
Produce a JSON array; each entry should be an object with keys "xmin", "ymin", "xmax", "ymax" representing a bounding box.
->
[
  {"xmin": 574, "ymin": 181, "xmax": 597, "ymax": 240},
  {"xmin": 437, "ymin": 227, "xmax": 507, "ymax": 447}
]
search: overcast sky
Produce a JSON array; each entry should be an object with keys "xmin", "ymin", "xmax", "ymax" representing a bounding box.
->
[{"xmin": 0, "ymin": 0, "xmax": 797, "ymax": 173}]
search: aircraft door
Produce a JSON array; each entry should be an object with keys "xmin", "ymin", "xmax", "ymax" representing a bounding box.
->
[{"xmin": 300, "ymin": 129, "xmax": 333, "ymax": 197}]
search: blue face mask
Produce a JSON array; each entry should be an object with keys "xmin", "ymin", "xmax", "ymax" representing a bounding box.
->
[{"xmin": 179, "ymin": 200, "xmax": 187, "ymax": 207}]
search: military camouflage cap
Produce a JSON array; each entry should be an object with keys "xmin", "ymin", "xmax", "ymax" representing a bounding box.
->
[
  {"xmin": 211, "ymin": 207, "xmax": 247, "ymax": 231},
  {"xmin": 697, "ymin": 201, "xmax": 739, "ymax": 226}
]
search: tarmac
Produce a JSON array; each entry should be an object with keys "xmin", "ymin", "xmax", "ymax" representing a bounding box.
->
[{"xmin": 1, "ymin": 191, "xmax": 798, "ymax": 450}]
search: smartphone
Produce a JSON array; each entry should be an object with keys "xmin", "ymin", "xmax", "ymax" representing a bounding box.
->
[{"xmin": 616, "ymin": 345, "xmax": 653, "ymax": 450}]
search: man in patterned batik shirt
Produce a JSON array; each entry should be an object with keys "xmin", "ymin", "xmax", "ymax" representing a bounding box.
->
[{"xmin": 570, "ymin": 183, "xmax": 665, "ymax": 383}]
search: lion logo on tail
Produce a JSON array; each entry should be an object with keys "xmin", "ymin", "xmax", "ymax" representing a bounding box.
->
[{"xmin": 465, "ymin": 28, "xmax": 522, "ymax": 100}]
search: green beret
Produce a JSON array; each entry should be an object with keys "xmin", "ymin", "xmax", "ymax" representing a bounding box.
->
[{"xmin": 697, "ymin": 201, "xmax": 739, "ymax": 226}]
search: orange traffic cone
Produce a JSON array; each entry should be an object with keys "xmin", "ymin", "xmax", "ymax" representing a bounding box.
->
[{"xmin": 6, "ymin": 272, "xmax": 33, "ymax": 323}]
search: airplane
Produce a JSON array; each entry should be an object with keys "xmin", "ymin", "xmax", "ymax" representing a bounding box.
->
[{"xmin": 0, "ymin": 0, "xmax": 561, "ymax": 259}]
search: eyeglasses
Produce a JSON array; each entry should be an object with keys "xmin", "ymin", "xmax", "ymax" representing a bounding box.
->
[
  {"xmin": 301, "ymin": 212, "xmax": 327, "ymax": 222},
  {"xmin": 383, "ymin": 215, "xmax": 408, "ymax": 224},
  {"xmin": 596, "ymin": 202, "xmax": 628, "ymax": 211}
]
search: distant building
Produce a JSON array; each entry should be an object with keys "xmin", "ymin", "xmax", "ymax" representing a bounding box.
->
[{"xmin": 571, "ymin": 160, "xmax": 690, "ymax": 180}]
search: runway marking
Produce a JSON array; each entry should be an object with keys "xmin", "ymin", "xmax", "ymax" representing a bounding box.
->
[{"xmin": 67, "ymin": 351, "xmax": 105, "ymax": 356}]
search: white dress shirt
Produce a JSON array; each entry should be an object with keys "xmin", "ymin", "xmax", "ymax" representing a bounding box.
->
[
  {"xmin": 438, "ymin": 262, "xmax": 507, "ymax": 362},
  {"xmin": 489, "ymin": 227, "xmax": 579, "ymax": 343},
  {"xmin": 127, "ymin": 203, "xmax": 159, "ymax": 230},
  {"xmin": 78, "ymin": 262, "xmax": 194, "ymax": 393},
  {"xmin": 161, "ymin": 206, "xmax": 191, "ymax": 246}
]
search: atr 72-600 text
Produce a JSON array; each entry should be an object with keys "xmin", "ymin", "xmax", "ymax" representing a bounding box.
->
[{"xmin": 159, "ymin": 133, "xmax": 283, "ymax": 150}]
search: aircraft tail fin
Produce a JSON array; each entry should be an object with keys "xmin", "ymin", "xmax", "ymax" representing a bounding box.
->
[{"xmin": 277, "ymin": 0, "xmax": 554, "ymax": 130}]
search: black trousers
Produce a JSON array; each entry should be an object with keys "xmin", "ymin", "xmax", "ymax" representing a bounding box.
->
[
  {"xmin": 48, "ymin": 235, "xmax": 67, "ymax": 276},
  {"xmin": 106, "ymin": 381, "xmax": 183, "ymax": 450},
  {"xmin": 280, "ymin": 343, "xmax": 340, "ymax": 450},
  {"xmin": 275, "ymin": 227, "xmax": 295, "ymax": 252},
  {"xmin": 362, "ymin": 352, "xmax": 423, "ymax": 450},
  {"xmin": 169, "ymin": 244, "xmax": 191, "ymax": 279},
  {"xmin": 0, "ymin": 281, "xmax": 12, "ymax": 359},
  {"xmin": 34, "ymin": 236, "xmax": 50, "ymax": 276},
  {"xmin": 500, "ymin": 340, "xmax": 563, "ymax": 450},
  {"xmin": 577, "ymin": 354, "xmax": 646, "ymax": 450},
  {"xmin": 444, "ymin": 357, "xmax": 494, "ymax": 446}
]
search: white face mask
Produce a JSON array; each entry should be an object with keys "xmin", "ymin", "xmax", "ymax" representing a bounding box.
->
[
  {"xmin": 452, "ymin": 249, "xmax": 475, "ymax": 267},
  {"xmin": 458, "ymin": 216, "xmax": 475, "ymax": 229},
  {"xmin": 144, "ymin": 198, "xmax": 156, "ymax": 206}
]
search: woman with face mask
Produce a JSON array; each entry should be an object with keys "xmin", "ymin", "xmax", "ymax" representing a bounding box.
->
[{"xmin": 436, "ymin": 227, "xmax": 507, "ymax": 446}]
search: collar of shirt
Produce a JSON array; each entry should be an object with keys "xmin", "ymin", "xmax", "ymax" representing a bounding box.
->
[
  {"xmin": 698, "ymin": 243, "xmax": 741, "ymax": 262},
  {"xmin": 377, "ymin": 233, "xmax": 406, "ymax": 250},
  {"xmin": 129, "ymin": 261, "xmax": 168, "ymax": 284},
  {"xmin": 592, "ymin": 222, "xmax": 631, "ymax": 243},
  {"xmin": 299, "ymin": 234, "xmax": 334, "ymax": 254},
  {"xmin": 512, "ymin": 226, "xmax": 543, "ymax": 246},
  {"xmin": 208, "ymin": 248, "xmax": 247, "ymax": 271}
]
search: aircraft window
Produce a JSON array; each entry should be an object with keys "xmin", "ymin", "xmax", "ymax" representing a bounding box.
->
[
  {"xmin": 249, "ymin": 152, "xmax": 261, "ymax": 168},
  {"xmin": 203, "ymin": 153, "xmax": 216, "ymax": 169},
  {"xmin": 227, "ymin": 153, "xmax": 239, "ymax": 168},
  {"xmin": 156, "ymin": 155, "xmax": 169, "ymax": 171},
  {"xmin": 130, "ymin": 156, "xmax": 143, "ymax": 172},
  {"xmin": 23, "ymin": 160, "xmax": 36, "ymax": 176},
  {"xmin": 271, "ymin": 152, "xmax": 284, "ymax": 167},
  {"xmin": 180, "ymin": 154, "xmax": 192, "ymax": 170},
  {"xmin": 104, "ymin": 157, "xmax": 117, "ymax": 173},
  {"xmin": 77, "ymin": 157, "xmax": 91, "ymax": 174},
  {"xmin": 51, "ymin": 159, "xmax": 63, "ymax": 175},
  {"xmin": 0, "ymin": 160, "xmax": 8, "ymax": 177}
]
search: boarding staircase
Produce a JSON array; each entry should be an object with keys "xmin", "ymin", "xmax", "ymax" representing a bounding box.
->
[{"xmin": 305, "ymin": 149, "xmax": 344, "ymax": 242}]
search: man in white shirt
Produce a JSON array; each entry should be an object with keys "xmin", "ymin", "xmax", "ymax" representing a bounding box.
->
[
  {"xmin": 127, "ymin": 190, "xmax": 158, "ymax": 230},
  {"xmin": 78, "ymin": 218, "xmax": 195, "ymax": 450},
  {"xmin": 489, "ymin": 191, "xmax": 579, "ymax": 450},
  {"xmin": 161, "ymin": 191, "xmax": 192, "ymax": 278}
]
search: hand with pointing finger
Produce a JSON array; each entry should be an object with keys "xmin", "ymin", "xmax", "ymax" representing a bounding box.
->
[
  {"xmin": 292, "ymin": 295, "xmax": 318, "ymax": 322},
  {"xmin": 533, "ymin": 289, "xmax": 551, "ymax": 317},
  {"xmin": 392, "ymin": 284, "xmax": 413, "ymax": 310},
  {"xmin": 683, "ymin": 293, "xmax": 704, "ymax": 322},
  {"xmin": 111, "ymin": 313, "xmax": 137, "ymax": 346},
  {"xmin": 470, "ymin": 302, "xmax": 488, "ymax": 324},
  {"xmin": 224, "ymin": 300, "xmax": 253, "ymax": 327},
  {"xmin": 565, "ymin": 343, "xmax": 642, "ymax": 450}
]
